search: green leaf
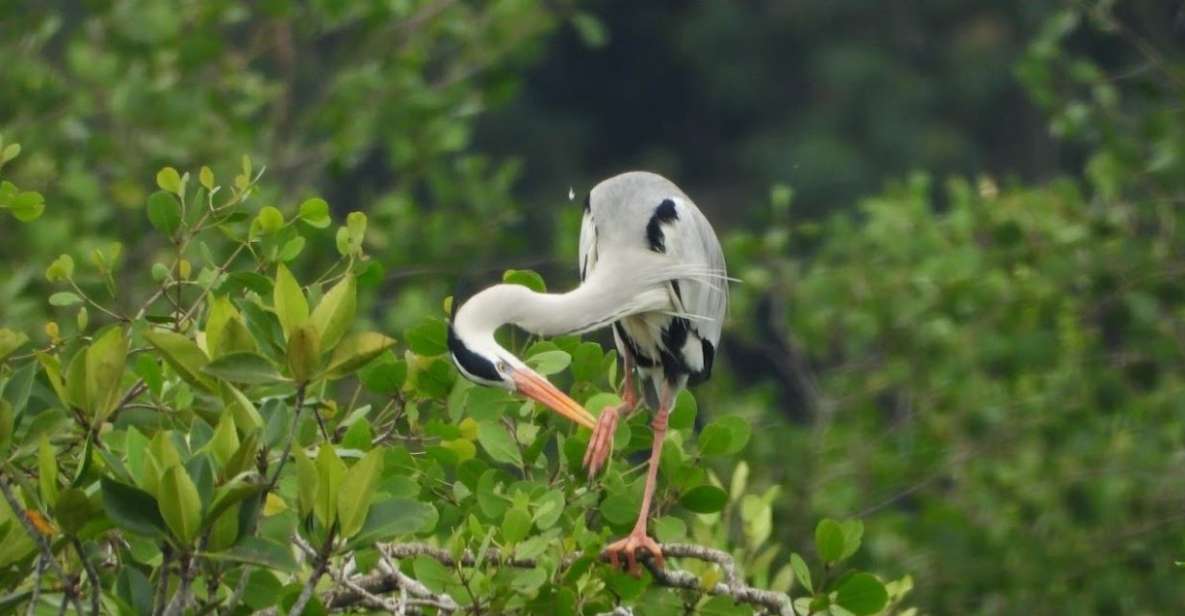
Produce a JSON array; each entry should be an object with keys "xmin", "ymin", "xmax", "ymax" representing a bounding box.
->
[
  {"xmin": 790, "ymin": 553, "xmax": 812, "ymax": 594},
  {"xmin": 477, "ymin": 421, "xmax": 522, "ymax": 467},
  {"xmin": 337, "ymin": 449, "xmax": 384, "ymax": 539},
  {"xmin": 55, "ymin": 488, "xmax": 98, "ymax": 536},
  {"xmin": 815, "ymin": 518, "xmax": 846, "ymax": 563},
  {"xmin": 286, "ymin": 323, "xmax": 321, "ymax": 383},
  {"xmin": 156, "ymin": 166, "xmax": 182, "ymax": 195},
  {"xmin": 680, "ymin": 485, "xmax": 727, "ymax": 514},
  {"xmin": 9, "ymin": 191, "xmax": 45, "ymax": 222},
  {"xmin": 0, "ymin": 328, "xmax": 28, "ymax": 363},
  {"xmin": 835, "ymin": 573, "xmax": 888, "ymax": 615},
  {"xmin": 273, "ymin": 264, "xmax": 309, "ymax": 340},
  {"xmin": 100, "ymin": 478, "xmax": 167, "ymax": 538},
  {"xmin": 143, "ymin": 330, "xmax": 215, "ymax": 392},
  {"xmin": 205, "ymin": 296, "xmax": 257, "ymax": 358},
  {"xmin": 45, "ymin": 254, "xmax": 74, "ymax": 282},
  {"xmin": 404, "ymin": 319, "xmax": 448, "ymax": 356},
  {"xmin": 206, "ymin": 413, "xmax": 240, "ymax": 467},
  {"xmin": 0, "ymin": 400, "xmax": 12, "ymax": 456},
  {"xmin": 278, "ymin": 237, "xmax": 305, "ymax": 262},
  {"xmin": 654, "ymin": 516, "xmax": 687, "ymax": 543},
  {"xmin": 293, "ymin": 448, "xmax": 318, "ymax": 518},
  {"xmin": 158, "ymin": 465, "xmax": 202, "ymax": 544},
  {"xmin": 207, "ymin": 536, "xmax": 298, "ymax": 573},
  {"xmin": 699, "ymin": 415, "xmax": 750, "ymax": 456},
  {"xmin": 252, "ymin": 206, "xmax": 284, "ymax": 237},
  {"xmin": 38, "ymin": 436, "xmax": 59, "ymax": 507},
  {"xmin": 314, "ymin": 444, "xmax": 347, "ymax": 529},
  {"xmin": 840, "ymin": 519, "xmax": 864, "ymax": 560},
  {"xmin": 599, "ymin": 492, "xmax": 641, "ymax": 526},
  {"xmin": 359, "ymin": 354, "xmax": 405, "ymax": 394},
  {"xmin": 502, "ymin": 269, "xmax": 546, "ymax": 293},
  {"xmin": 299, "ymin": 198, "xmax": 332, "ymax": 228},
  {"xmin": 85, "ymin": 326, "xmax": 127, "ymax": 421},
  {"xmin": 146, "ymin": 191, "xmax": 181, "ymax": 236},
  {"xmin": 48, "ymin": 291, "xmax": 82, "ymax": 306},
  {"xmin": 310, "ymin": 275, "xmax": 356, "ymax": 352},
  {"xmin": 412, "ymin": 555, "xmax": 452, "ymax": 593},
  {"xmin": 323, "ymin": 332, "xmax": 396, "ymax": 379},
  {"xmin": 199, "ymin": 166, "xmax": 214, "ymax": 190},
  {"xmin": 222, "ymin": 383, "xmax": 264, "ymax": 431},
  {"xmin": 668, "ymin": 390, "xmax": 697, "ymax": 431},
  {"xmin": 526, "ymin": 350, "xmax": 571, "ymax": 376},
  {"xmin": 203, "ymin": 352, "xmax": 287, "ymax": 385},
  {"xmin": 502, "ymin": 506, "xmax": 532, "ymax": 543}
]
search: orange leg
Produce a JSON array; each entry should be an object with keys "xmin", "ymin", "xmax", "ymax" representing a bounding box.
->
[
  {"xmin": 602, "ymin": 384, "xmax": 672, "ymax": 575},
  {"xmin": 582, "ymin": 355, "xmax": 639, "ymax": 478}
]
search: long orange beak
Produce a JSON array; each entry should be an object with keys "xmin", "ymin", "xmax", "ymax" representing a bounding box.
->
[{"xmin": 511, "ymin": 368, "xmax": 596, "ymax": 430}]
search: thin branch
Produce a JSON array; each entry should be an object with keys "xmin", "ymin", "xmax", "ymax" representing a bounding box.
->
[
  {"xmin": 161, "ymin": 553, "xmax": 194, "ymax": 616},
  {"xmin": 26, "ymin": 556, "xmax": 45, "ymax": 616},
  {"xmin": 287, "ymin": 529, "xmax": 336, "ymax": 616},
  {"xmin": 0, "ymin": 475, "xmax": 85, "ymax": 616},
  {"xmin": 71, "ymin": 538, "xmax": 101, "ymax": 616},
  {"xmin": 327, "ymin": 542, "xmax": 792, "ymax": 614}
]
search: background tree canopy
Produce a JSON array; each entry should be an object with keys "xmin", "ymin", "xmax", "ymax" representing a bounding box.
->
[{"xmin": 1, "ymin": 1, "xmax": 1184, "ymax": 614}]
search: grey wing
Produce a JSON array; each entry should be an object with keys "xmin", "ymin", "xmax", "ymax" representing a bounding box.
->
[
  {"xmin": 668, "ymin": 203, "xmax": 728, "ymax": 345},
  {"xmin": 664, "ymin": 200, "xmax": 728, "ymax": 384}
]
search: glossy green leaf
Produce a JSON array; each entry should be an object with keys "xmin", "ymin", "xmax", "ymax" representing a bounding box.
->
[
  {"xmin": 337, "ymin": 448, "xmax": 384, "ymax": 539},
  {"xmin": 347, "ymin": 499, "xmax": 437, "ymax": 548},
  {"xmin": 100, "ymin": 478, "xmax": 166, "ymax": 538},
  {"xmin": 143, "ymin": 330, "xmax": 215, "ymax": 392},
  {"xmin": 314, "ymin": 444, "xmax": 347, "ymax": 529},
  {"xmin": 502, "ymin": 506, "xmax": 531, "ymax": 543},
  {"xmin": 273, "ymin": 263, "xmax": 308, "ymax": 340},
  {"xmin": 404, "ymin": 319, "xmax": 448, "ymax": 356},
  {"xmin": 155, "ymin": 167, "xmax": 182, "ymax": 195},
  {"xmin": 0, "ymin": 328, "xmax": 28, "ymax": 363},
  {"xmin": 85, "ymin": 326, "xmax": 127, "ymax": 421},
  {"xmin": 790, "ymin": 553, "xmax": 812, "ymax": 594},
  {"xmin": 680, "ymin": 485, "xmax": 727, "ymax": 514},
  {"xmin": 502, "ymin": 269, "xmax": 546, "ymax": 293},
  {"xmin": 287, "ymin": 323, "xmax": 321, "ymax": 383},
  {"xmin": 299, "ymin": 198, "xmax": 332, "ymax": 228},
  {"xmin": 323, "ymin": 332, "xmax": 396, "ymax": 379},
  {"xmin": 310, "ymin": 275, "xmax": 356, "ymax": 352},
  {"xmin": 158, "ymin": 465, "xmax": 202, "ymax": 544},
  {"xmin": 146, "ymin": 191, "xmax": 181, "ymax": 235},
  {"xmin": 835, "ymin": 572, "xmax": 889, "ymax": 615},
  {"xmin": 477, "ymin": 421, "xmax": 522, "ymax": 467},
  {"xmin": 203, "ymin": 352, "xmax": 286, "ymax": 385},
  {"xmin": 815, "ymin": 518, "xmax": 846, "ymax": 563}
]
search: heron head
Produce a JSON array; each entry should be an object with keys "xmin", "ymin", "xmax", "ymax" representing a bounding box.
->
[{"xmin": 447, "ymin": 323, "xmax": 595, "ymax": 429}]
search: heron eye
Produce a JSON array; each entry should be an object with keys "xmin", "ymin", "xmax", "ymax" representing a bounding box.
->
[{"xmin": 496, "ymin": 360, "xmax": 509, "ymax": 373}]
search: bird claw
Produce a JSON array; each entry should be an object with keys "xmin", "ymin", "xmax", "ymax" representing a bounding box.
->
[
  {"xmin": 582, "ymin": 405, "xmax": 620, "ymax": 479},
  {"xmin": 602, "ymin": 531, "xmax": 665, "ymax": 576}
]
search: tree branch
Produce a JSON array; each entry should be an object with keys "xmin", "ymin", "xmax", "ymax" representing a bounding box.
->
[
  {"xmin": 325, "ymin": 542, "xmax": 793, "ymax": 614},
  {"xmin": 0, "ymin": 475, "xmax": 86, "ymax": 616}
]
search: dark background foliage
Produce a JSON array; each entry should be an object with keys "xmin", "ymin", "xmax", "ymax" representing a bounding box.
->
[{"xmin": 2, "ymin": 0, "xmax": 1185, "ymax": 613}]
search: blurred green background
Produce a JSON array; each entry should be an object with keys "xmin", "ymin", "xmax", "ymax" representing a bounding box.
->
[{"xmin": 2, "ymin": 0, "xmax": 1184, "ymax": 612}]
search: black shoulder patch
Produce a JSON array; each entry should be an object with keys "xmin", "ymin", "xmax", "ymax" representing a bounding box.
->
[
  {"xmin": 659, "ymin": 317, "xmax": 691, "ymax": 380},
  {"xmin": 689, "ymin": 339, "xmax": 715, "ymax": 386},
  {"xmin": 447, "ymin": 324, "xmax": 502, "ymax": 382},
  {"xmin": 646, "ymin": 199, "xmax": 679, "ymax": 253}
]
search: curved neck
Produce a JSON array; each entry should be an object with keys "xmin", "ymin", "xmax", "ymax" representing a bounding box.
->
[{"xmin": 453, "ymin": 275, "xmax": 669, "ymax": 343}]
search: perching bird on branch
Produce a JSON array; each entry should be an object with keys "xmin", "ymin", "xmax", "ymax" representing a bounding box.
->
[{"xmin": 448, "ymin": 171, "xmax": 729, "ymax": 573}]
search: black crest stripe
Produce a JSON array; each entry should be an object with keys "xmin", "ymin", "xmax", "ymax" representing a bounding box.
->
[{"xmin": 646, "ymin": 199, "xmax": 679, "ymax": 253}]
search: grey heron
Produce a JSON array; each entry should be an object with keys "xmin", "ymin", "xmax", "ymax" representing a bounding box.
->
[{"xmin": 448, "ymin": 171, "xmax": 728, "ymax": 573}]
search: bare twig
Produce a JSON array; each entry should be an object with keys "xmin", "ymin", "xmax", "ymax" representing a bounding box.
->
[
  {"xmin": 71, "ymin": 538, "xmax": 101, "ymax": 615},
  {"xmin": 26, "ymin": 557, "xmax": 45, "ymax": 616},
  {"xmin": 326, "ymin": 542, "xmax": 792, "ymax": 614},
  {"xmin": 161, "ymin": 553, "xmax": 194, "ymax": 616},
  {"xmin": 287, "ymin": 529, "xmax": 336, "ymax": 616},
  {"xmin": 0, "ymin": 475, "xmax": 85, "ymax": 616}
]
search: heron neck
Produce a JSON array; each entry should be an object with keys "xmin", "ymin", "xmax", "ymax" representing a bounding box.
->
[{"xmin": 453, "ymin": 275, "xmax": 667, "ymax": 341}]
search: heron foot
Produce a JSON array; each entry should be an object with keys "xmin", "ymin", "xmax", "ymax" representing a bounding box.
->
[
  {"xmin": 582, "ymin": 404, "xmax": 621, "ymax": 479},
  {"xmin": 602, "ymin": 530, "xmax": 664, "ymax": 576}
]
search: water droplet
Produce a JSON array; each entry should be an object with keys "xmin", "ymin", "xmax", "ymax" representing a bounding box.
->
[{"xmin": 568, "ymin": 187, "xmax": 575, "ymax": 201}]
